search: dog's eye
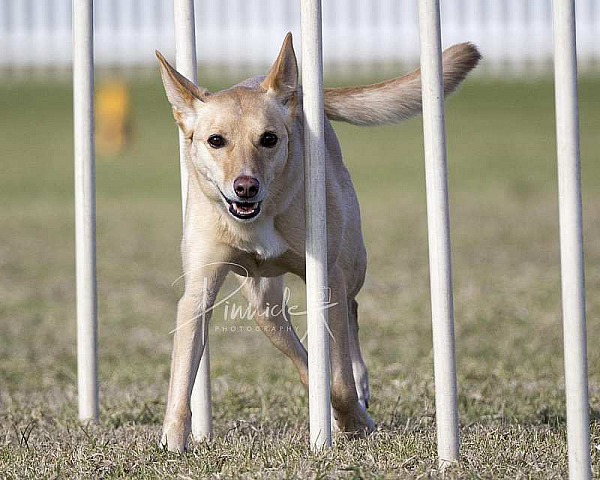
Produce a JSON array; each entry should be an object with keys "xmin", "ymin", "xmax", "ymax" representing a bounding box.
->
[
  {"xmin": 260, "ymin": 132, "xmax": 278, "ymax": 148},
  {"xmin": 207, "ymin": 134, "xmax": 226, "ymax": 149}
]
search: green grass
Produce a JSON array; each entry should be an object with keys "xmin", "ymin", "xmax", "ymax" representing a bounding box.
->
[{"xmin": 1, "ymin": 74, "xmax": 599, "ymax": 478}]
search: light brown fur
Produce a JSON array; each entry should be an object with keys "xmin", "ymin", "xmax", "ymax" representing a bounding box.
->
[{"xmin": 156, "ymin": 33, "xmax": 480, "ymax": 452}]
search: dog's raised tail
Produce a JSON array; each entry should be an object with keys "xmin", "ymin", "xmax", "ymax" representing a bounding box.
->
[{"xmin": 324, "ymin": 43, "xmax": 481, "ymax": 126}]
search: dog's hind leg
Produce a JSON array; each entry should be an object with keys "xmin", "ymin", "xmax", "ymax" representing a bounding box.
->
[
  {"xmin": 328, "ymin": 266, "xmax": 375, "ymax": 436},
  {"xmin": 238, "ymin": 275, "xmax": 309, "ymax": 387},
  {"xmin": 348, "ymin": 298, "xmax": 370, "ymax": 410}
]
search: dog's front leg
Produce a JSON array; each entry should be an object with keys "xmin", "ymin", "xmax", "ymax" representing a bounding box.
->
[{"xmin": 161, "ymin": 260, "xmax": 227, "ymax": 453}]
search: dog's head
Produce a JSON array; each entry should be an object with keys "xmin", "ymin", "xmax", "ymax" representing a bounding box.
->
[{"xmin": 157, "ymin": 33, "xmax": 298, "ymax": 223}]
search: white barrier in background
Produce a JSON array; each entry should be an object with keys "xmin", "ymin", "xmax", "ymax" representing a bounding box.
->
[{"xmin": 5, "ymin": 0, "xmax": 600, "ymax": 76}]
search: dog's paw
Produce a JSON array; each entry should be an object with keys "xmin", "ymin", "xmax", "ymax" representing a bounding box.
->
[
  {"xmin": 330, "ymin": 407, "xmax": 341, "ymax": 433},
  {"xmin": 160, "ymin": 419, "xmax": 190, "ymax": 453},
  {"xmin": 332, "ymin": 402, "xmax": 375, "ymax": 438},
  {"xmin": 363, "ymin": 410, "xmax": 376, "ymax": 433}
]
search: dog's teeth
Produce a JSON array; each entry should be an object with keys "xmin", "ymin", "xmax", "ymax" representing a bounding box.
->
[{"xmin": 228, "ymin": 200, "xmax": 261, "ymax": 220}]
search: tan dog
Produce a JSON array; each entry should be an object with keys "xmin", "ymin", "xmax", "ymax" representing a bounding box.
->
[{"xmin": 156, "ymin": 33, "xmax": 480, "ymax": 452}]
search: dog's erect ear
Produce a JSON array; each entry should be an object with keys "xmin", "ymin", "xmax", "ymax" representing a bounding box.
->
[
  {"xmin": 155, "ymin": 50, "xmax": 209, "ymax": 136},
  {"xmin": 261, "ymin": 33, "xmax": 298, "ymax": 103}
]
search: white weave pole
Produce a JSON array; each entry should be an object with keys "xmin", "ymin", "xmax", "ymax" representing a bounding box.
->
[
  {"xmin": 552, "ymin": 1, "xmax": 592, "ymax": 478},
  {"xmin": 300, "ymin": 0, "xmax": 332, "ymax": 451},
  {"xmin": 73, "ymin": 0, "xmax": 99, "ymax": 423},
  {"xmin": 417, "ymin": 0, "xmax": 460, "ymax": 467},
  {"xmin": 173, "ymin": 0, "xmax": 213, "ymax": 440}
]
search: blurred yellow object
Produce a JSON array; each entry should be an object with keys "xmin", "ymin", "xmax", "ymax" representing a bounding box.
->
[{"xmin": 95, "ymin": 80, "xmax": 132, "ymax": 156}]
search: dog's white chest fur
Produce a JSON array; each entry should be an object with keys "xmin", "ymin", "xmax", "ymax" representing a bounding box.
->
[{"xmin": 234, "ymin": 221, "xmax": 289, "ymax": 260}]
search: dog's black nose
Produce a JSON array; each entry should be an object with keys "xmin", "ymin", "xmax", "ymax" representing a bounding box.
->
[{"xmin": 233, "ymin": 175, "xmax": 260, "ymax": 199}]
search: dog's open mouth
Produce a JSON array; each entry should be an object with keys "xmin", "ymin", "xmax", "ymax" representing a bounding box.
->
[
  {"xmin": 218, "ymin": 188, "xmax": 262, "ymax": 221},
  {"xmin": 229, "ymin": 200, "xmax": 261, "ymax": 219},
  {"xmin": 226, "ymin": 198, "xmax": 262, "ymax": 220}
]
